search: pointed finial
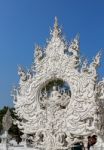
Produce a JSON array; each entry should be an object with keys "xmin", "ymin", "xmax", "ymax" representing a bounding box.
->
[
  {"xmin": 54, "ymin": 16, "xmax": 58, "ymax": 29},
  {"xmin": 69, "ymin": 34, "xmax": 80, "ymax": 52},
  {"xmin": 35, "ymin": 44, "xmax": 43, "ymax": 60},
  {"xmin": 52, "ymin": 16, "xmax": 61, "ymax": 37},
  {"xmin": 75, "ymin": 33, "xmax": 80, "ymax": 41},
  {"xmin": 95, "ymin": 51, "xmax": 101, "ymax": 62},
  {"xmin": 92, "ymin": 51, "xmax": 101, "ymax": 68}
]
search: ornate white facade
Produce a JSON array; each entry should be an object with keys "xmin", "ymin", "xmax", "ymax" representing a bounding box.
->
[{"xmin": 12, "ymin": 18, "xmax": 104, "ymax": 149}]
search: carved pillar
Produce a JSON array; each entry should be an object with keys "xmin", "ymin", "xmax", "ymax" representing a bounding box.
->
[
  {"xmin": 21, "ymin": 134, "xmax": 27, "ymax": 148},
  {"xmin": 1, "ymin": 109, "xmax": 12, "ymax": 150},
  {"xmin": 1, "ymin": 131, "xmax": 8, "ymax": 150},
  {"xmin": 83, "ymin": 136, "xmax": 88, "ymax": 150}
]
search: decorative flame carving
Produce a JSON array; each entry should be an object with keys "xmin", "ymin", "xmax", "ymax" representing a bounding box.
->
[{"xmin": 12, "ymin": 18, "xmax": 104, "ymax": 149}]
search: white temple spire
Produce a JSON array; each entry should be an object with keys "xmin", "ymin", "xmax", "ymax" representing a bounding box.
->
[
  {"xmin": 69, "ymin": 34, "xmax": 80, "ymax": 52},
  {"xmin": 52, "ymin": 16, "xmax": 61, "ymax": 37},
  {"xmin": 54, "ymin": 16, "xmax": 58, "ymax": 30}
]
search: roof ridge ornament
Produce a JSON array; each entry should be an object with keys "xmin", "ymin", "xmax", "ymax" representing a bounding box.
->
[
  {"xmin": 34, "ymin": 44, "xmax": 43, "ymax": 61},
  {"xmin": 52, "ymin": 16, "xmax": 61, "ymax": 38},
  {"xmin": 91, "ymin": 51, "xmax": 101, "ymax": 68},
  {"xmin": 54, "ymin": 17, "xmax": 58, "ymax": 29},
  {"xmin": 69, "ymin": 34, "xmax": 80, "ymax": 52},
  {"xmin": 94, "ymin": 51, "xmax": 101, "ymax": 66}
]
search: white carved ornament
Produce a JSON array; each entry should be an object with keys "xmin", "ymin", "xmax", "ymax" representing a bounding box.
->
[{"xmin": 12, "ymin": 17, "xmax": 104, "ymax": 149}]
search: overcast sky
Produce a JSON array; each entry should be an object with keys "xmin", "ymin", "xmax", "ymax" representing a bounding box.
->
[{"xmin": 0, "ymin": 0, "xmax": 104, "ymax": 108}]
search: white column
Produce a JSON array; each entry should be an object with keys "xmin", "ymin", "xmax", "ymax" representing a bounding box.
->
[{"xmin": 2, "ymin": 131, "xmax": 8, "ymax": 150}]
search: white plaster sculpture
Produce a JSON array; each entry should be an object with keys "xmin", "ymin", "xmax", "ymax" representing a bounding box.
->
[
  {"xmin": 2, "ymin": 109, "xmax": 12, "ymax": 131},
  {"xmin": 12, "ymin": 17, "xmax": 104, "ymax": 150},
  {"xmin": 2, "ymin": 109, "xmax": 12, "ymax": 150}
]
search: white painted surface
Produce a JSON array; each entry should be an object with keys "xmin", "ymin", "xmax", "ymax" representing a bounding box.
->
[{"xmin": 11, "ymin": 18, "xmax": 104, "ymax": 150}]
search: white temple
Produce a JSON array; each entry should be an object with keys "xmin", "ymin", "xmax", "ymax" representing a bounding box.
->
[{"xmin": 12, "ymin": 17, "xmax": 104, "ymax": 150}]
